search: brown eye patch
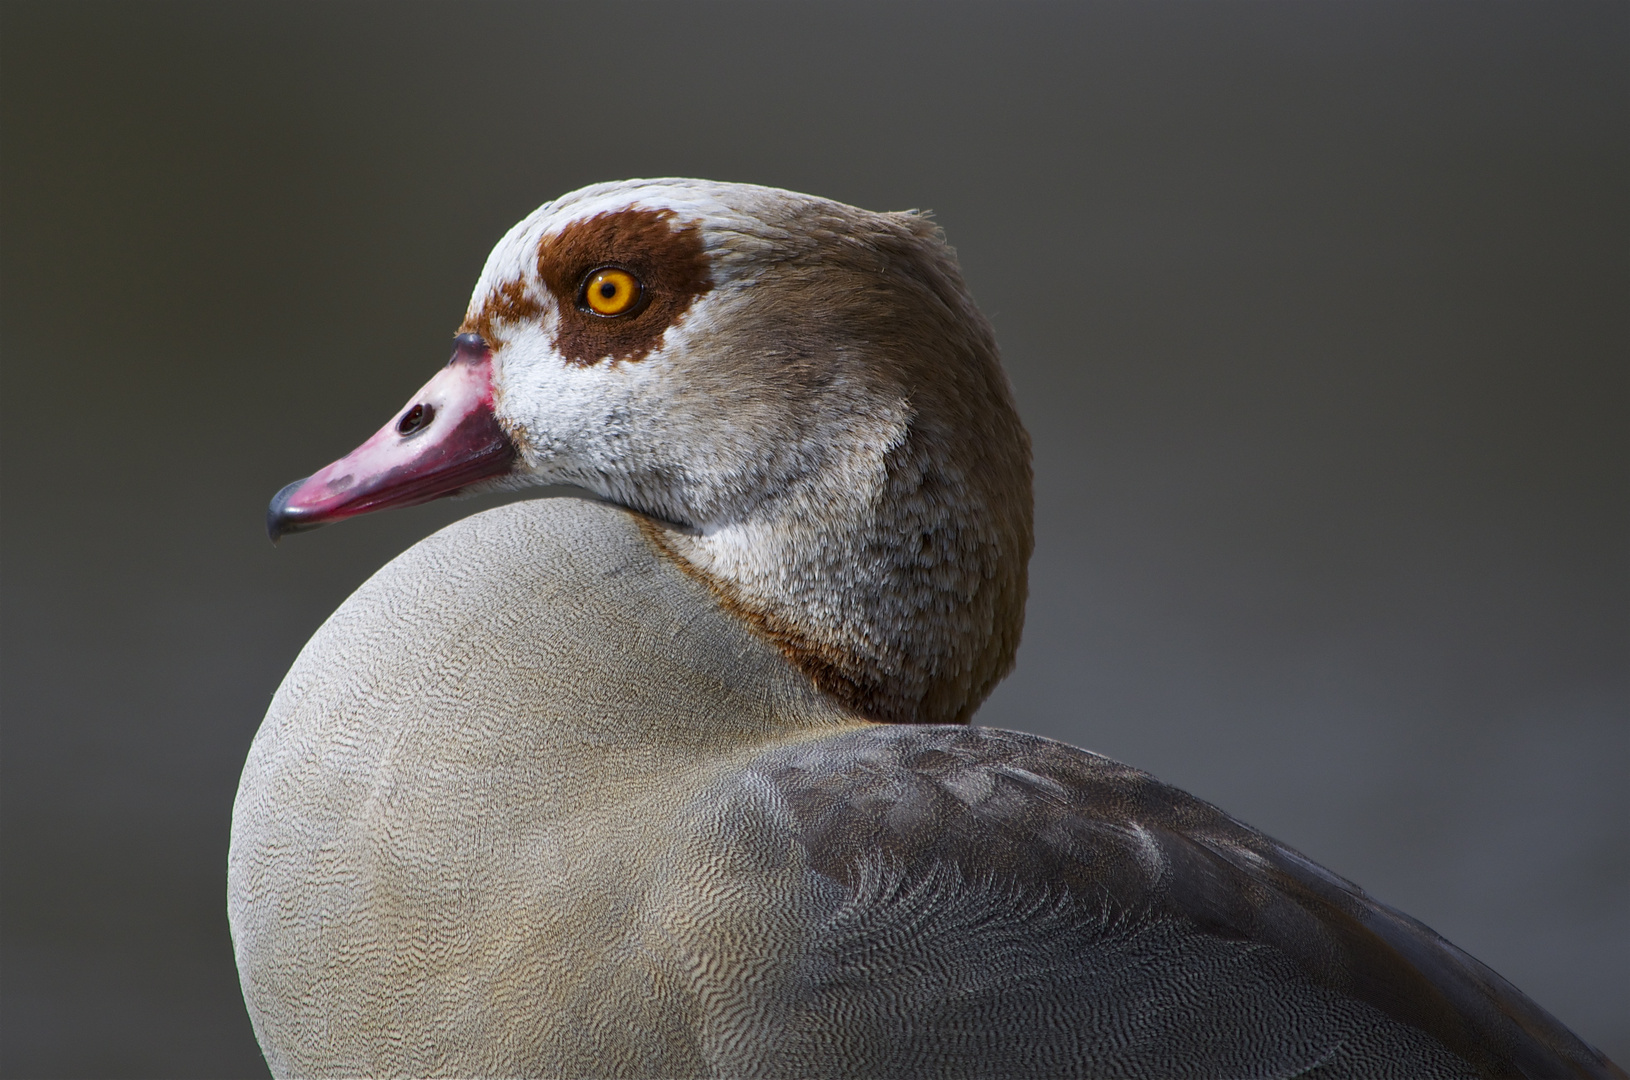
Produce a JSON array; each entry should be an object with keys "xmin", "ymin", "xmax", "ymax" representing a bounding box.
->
[{"xmin": 536, "ymin": 208, "xmax": 712, "ymax": 366}]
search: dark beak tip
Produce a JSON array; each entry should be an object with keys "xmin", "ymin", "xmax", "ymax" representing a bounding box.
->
[{"xmin": 267, "ymin": 477, "xmax": 321, "ymax": 544}]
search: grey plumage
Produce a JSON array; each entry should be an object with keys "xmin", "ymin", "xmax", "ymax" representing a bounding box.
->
[{"xmin": 230, "ymin": 500, "xmax": 1614, "ymax": 1078}]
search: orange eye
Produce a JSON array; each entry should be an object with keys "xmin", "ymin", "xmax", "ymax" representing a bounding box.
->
[{"xmin": 581, "ymin": 267, "xmax": 642, "ymax": 316}]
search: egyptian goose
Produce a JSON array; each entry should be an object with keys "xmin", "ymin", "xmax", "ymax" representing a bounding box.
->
[{"xmin": 229, "ymin": 179, "xmax": 1620, "ymax": 1079}]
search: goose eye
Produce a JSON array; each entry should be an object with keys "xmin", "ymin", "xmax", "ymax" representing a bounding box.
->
[{"xmin": 580, "ymin": 267, "xmax": 642, "ymax": 317}]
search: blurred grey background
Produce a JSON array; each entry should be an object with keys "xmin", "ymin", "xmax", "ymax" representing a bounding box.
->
[{"xmin": 1, "ymin": 2, "xmax": 1625, "ymax": 1075}]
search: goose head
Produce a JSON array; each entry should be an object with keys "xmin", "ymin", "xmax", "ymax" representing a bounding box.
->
[{"xmin": 268, "ymin": 179, "xmax": 1032, "ymax": 727}]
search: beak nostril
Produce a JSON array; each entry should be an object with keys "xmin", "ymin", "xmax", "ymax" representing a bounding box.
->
[{"xmin": 397, "ymin": 403, "xmax": 435, "ymax": 437}]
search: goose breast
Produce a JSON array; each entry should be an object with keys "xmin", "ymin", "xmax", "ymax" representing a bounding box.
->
[{"xmin": 231, "ymin": 498, "xmax": 861, "ymax": 1077}]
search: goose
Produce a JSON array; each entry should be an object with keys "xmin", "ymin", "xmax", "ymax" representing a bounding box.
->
[{"xmin": 229, "ymin": 178, "xmax": 1620, "ymax": 1079}]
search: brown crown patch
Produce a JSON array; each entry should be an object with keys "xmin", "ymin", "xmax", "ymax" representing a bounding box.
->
[{"xmin": 535, "ymin": 208, "xmax": 712, "ymax": 366}]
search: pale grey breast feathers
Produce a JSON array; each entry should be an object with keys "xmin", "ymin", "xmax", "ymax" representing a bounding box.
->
[{"xmin": 229, "ymin": 499, "xmax": 859, "ymax": 1079}]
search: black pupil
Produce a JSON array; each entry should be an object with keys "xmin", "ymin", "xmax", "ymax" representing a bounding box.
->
[{"xmin": 599, "ymin": 281, "xmax": 618, "ymax": 299}]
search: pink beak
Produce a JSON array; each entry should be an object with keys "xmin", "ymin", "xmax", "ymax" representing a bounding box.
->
[{"xmin": 267, "ymin": 334, "xmax": 518, "ymax": 541}]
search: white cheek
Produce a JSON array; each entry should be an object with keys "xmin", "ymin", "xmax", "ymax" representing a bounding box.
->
[{"xmin": 491, "ymin": 321, "xmax": 673, "ymax": 488}]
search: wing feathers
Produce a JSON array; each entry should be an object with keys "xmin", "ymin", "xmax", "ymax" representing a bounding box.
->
[{"xmin": 747, "ymin": 725, "xmax": 1622, "ymax": 1079}]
